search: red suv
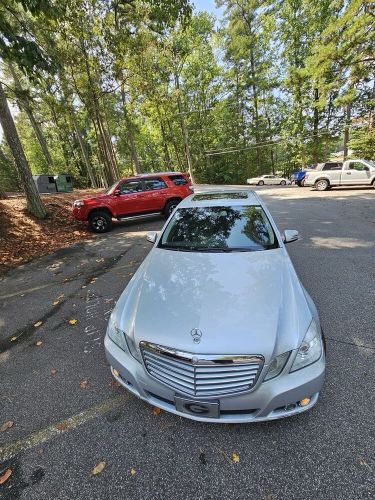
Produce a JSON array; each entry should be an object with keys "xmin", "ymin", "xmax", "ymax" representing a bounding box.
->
[{"xmin": 72, "ymin": 172, "xmax": 193, "ymax": 233}]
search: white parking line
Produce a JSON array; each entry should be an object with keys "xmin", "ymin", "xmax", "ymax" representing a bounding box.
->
[{"xmin": 0, "ymin": 394, "xmax": 129, "ymax": 461}]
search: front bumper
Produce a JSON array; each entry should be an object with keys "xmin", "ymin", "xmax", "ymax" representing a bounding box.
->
[{"xmin": 104, "ymin": 336, "xmax": 325, "ymax": 423}]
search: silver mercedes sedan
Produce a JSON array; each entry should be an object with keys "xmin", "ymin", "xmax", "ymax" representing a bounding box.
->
[{"xmin": 104, "ymin": 189, "xmax": 325, "ymax": 423}]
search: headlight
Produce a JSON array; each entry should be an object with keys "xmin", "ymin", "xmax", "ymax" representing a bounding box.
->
[
  {"xmin": 124, "ymin": 331, "xmax": 141, "ymax": 362},
  {"xmin": 290, "ymin": 320, "xmax": 322, "ymax": 372},
  {"xmin": 264, "ymin": 351, "xmax": 290, "ymax": 381},
  {"xmin": 73, "ymin": 200, "xmax": 85, "ymax": 207},
  {"xmin": 106, "ymin": 313, "xmax": 141, "ymax": 362},
  {"xmin": 107, "ymin": 314, "xmax": 127, "ymax": 351}
]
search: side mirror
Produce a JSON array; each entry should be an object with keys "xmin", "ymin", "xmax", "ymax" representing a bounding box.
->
[
  {"xmin": 146, "ymin": 231, "xmax": 158, "ymax": 244},
  {"xmin": 282, "ymin": 229, "xmax": 299, "ymax": 244},
  {"xmin": 363, "ymin": 165, "xmax": 369, "ymax": 171},
  {"xmin": 114, "ymin": 189, "xmax": 121, "ymax": 196}
]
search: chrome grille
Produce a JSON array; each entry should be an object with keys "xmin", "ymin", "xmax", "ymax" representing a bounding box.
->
[{"xmin": 140, "ymin": 342, "xmax": 263, "ymax": 398}]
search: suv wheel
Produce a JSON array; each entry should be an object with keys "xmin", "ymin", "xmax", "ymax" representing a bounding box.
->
[
  {"xmin": 164, "ymin": 200, "xmax": 180, "ymax": 217},
  {"xmin": 315, "ymin": 179, "xmax": 329, "ymax": 191},
  {"xmin": 88, "ymin": 211, "xmax": 112, "ymax": 233}
]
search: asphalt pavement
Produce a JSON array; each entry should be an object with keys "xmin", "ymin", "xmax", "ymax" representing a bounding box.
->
[{"xmin": 0, "ymin": 185, "xmax": 374, "ymax": 499}]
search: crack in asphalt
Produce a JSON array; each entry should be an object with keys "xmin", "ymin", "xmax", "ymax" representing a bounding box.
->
[{"xmin": 326, "ymin": 336, "xmax": 375, "ymax": 351}]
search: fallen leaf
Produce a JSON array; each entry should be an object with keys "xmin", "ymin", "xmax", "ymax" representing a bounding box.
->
[
  {"xmin": 109, "ymin": 380, "xmax": 121, "ymax": 388},
  {"xmin": 55, "ymin": 422, "xmax": 67, "ymax": 431},
  {"xmin": 80, "ymin": 380, "xmax": 89, "ymax": 389},
  {"xmin": 34, "ymin": 321, "xmax": 43, "ymax": 327},
  {"xmin": 0, "ymin": 468, "xmax": 12, "ymax": 485},
  {"xmin": 68, "ymin": 319, "xmax": 78, "ymax": 325},
  {"xmin": 130, "ymin": 468, "xmax": 136, "ymax": 476},
  {"xmin": 52, "ymin": 300, "xmax": 60, "ymax": 306},
  {"xmin": 0, "ymin": 420, "xmax": 14, "ymax": 432},
  {"xmin": 35, "ymin": 341, "xmax": 43, "ymax": 346},
  {"xmin": 57, "ymin": 294, "xmax": 65, "ymax": 300},
  {"xmin": 51, "ymin": 368, "xmax": 57, "ymax": 375},
  {"xmin": 91, "ymin": 461, "xmax": 106, "ymax": 476},
  {"xmin": 151, "ymin": 407, "xmax": 161, "ymax": 415},
  {"xmin": 10, "ymin": 336, "xmax": 17, "ymax": 342},
  {"xmin": 231, "ymin": 452, "xmax": 240, "ymax": 463}
]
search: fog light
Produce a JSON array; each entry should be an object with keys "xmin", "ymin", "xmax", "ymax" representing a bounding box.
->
[
  {"xmin": 299, "ymin": 397, "xmax": 311, "ymax": 407},
  {"xmin": 112, "ymin": 368, "xmax": 120, "ymax": 377},
  {"xmin": 285, "ymin": 403, "xmax": 296, "ymax": 411}
]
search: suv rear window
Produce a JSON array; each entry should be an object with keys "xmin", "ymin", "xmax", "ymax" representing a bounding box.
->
[
  {"xmin": 144, "ymin": 178, "xmax": 167, "ymax": 190},
  {"xmin": 169, "ymin": 175, "xmax": 188, "ymax": 186}
]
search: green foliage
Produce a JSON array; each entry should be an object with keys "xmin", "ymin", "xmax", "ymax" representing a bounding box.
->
[{"xmin": 0, "ymin": 0, "xmax": 373, "ymax": 189}]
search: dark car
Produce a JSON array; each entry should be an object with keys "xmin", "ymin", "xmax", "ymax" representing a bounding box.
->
[{"xmin": 72, "ymin": 172, "xmax": 193, "ymax": 233}]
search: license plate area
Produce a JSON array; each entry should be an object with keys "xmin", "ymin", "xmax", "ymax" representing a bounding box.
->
[{"xmin": 175, "ymin": 396, "xmax": 219, "ymax": 419}]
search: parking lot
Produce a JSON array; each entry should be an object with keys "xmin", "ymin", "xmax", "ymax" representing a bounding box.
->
[{"xmin": 0, "ymin": 185, "xmax": 374, "ymax": 499}]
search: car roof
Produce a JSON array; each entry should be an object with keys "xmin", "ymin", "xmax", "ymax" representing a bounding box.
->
[
  {"xmin": 179, "ymin": 188, "xmax": 261, "ymax": 208},
  {"xmin": 121, "ymin": 172, "xmax": 186, "ymax": 181}
]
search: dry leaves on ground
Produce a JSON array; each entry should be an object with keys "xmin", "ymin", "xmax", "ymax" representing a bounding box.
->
[
  {"xmin": 55, "ymin": 422, "xmax": 67, "ymax": 431},
  {"xmin": 231, "ymin": 452, "xmax": 240, "ymax": 463},
  {"xmin": 35, "ymin": 341, "xmax": 43, "ymax": 346},
  {"xmin": 51, "ymin": 368, "xmax": 57, "ymax": 375},
  {"xmin": 151, "ymin": 407, "xmax": 161, "ymax": 415},
  {"xmin": 0, "ymin": 420, "xmax": 13, "ymax": 432},
  {"xmin": 34, "ymin": 321, "xmax": 43, "ymax": 328},
  {"xmin": 91, "ymin": 461, "xmax": 106, "ymax": 476},
  {"xmin": 130, "ymin": 468, "xmax": 136, "ymax": 476},
  {"xmin": 0, "ymin": 469, "xmax": 12, "ymax": 485},
  {"xmin": 80, "ymin": 380, "xmax": 89, "ymax": 389},
  {"xmin": 10, "ymin": 336, "xmax": 17, "ymax": 341},
  {"xmin": 68, "ymin": 319, "xmax": 78, "ymax": 325}
]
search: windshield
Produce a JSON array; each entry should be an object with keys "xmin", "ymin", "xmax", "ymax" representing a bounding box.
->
[
  {"xmin": 159, "ymin": 205, "xmax": 279, "ymax": 252},
  {"xmin": 365, "ymin": 160, "xmax": 375, "ymax": 167}
]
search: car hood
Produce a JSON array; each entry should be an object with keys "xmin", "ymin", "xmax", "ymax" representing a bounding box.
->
[{"xmin": 114, "ymin": 248, "xmax": 312, "ymax": 363}]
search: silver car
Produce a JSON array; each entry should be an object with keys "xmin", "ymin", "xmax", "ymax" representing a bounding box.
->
[{"xmin": 105, "ymin": 189, "xmax": 325, "ymax": 423}]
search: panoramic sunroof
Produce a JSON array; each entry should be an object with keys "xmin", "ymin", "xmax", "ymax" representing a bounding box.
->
[{"xmin": 193, "ymin": 192, "xmax": 248, "ymax": 201}]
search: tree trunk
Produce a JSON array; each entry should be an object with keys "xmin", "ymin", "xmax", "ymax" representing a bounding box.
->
[
  {"xmin": 8, "ymin": 62, "xmax": 54, "ymax": 170},
  {"xmin": 174, "ymin": 72, "xmax": 194, "ymax": 182},
  {"xmin": 0, "ymin": 82, "xmax": 46, "ymax": 218},
  {"xmin": 24, "ymin": 106, "xmax": 54, "ymax": 168},
  {"xmin": 343, "ymin": 103, "xmax": 351, "ymax": 160},
  {"xmin": 156, "ymin": 106, "xmax": 172, "ymax": 168},
  {"xmin": 166, "ymin": 118, "xmax": 183, "ymax": 170},
  {"xmin": 249, "ymin": 49, "xmax": 261, "ymax": 171},
  {"xmin": 121, "ymin": 87, "xmax": 141, "ymax": 174},
  {"xmin": 313, "ymin": 88, "xmax": 319, "ymax": 164},
  {"xmin": 71, "ymin": 111, "xmax": 98, "ymax": 187}
]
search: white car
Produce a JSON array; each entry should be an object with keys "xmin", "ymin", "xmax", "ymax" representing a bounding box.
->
[
  {"xmin": 105, "ymin": 189, "xmax": 325, "ymax": 423},
  {"xmin": 247, "ymin": 174, "xmax": 291, "ymax": 186}
]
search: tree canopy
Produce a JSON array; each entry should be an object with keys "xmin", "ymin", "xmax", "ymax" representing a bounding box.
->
[{"xmin": 0, "ymin": 0, "xmax": 374, "ymax": 191}]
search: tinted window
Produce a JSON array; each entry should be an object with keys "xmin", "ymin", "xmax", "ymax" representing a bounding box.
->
[
  {"xmin": 169, "ymin": 175, "xmax": 188, "ymax": 186},
  {"xmin": 322, "ymin": 163, "xmax": 342, "ymax": 171},
  {"xmin": 48, "ymin": 176, "xmax": 54, "ymax": 183},
  {"xmin": 144, "ymin": 177, "xmax": 167, "ymax": 190},
  {"xmin": 159, "ymin": 206, "xmax": 278, "ymax": 252},
  {"xmin": 119, "ymin": 180, "xmax": 143, "ymax": 194},
  {"xmin": 66, "ymin": 176, "xmax": 71, "ymax": 183}
]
